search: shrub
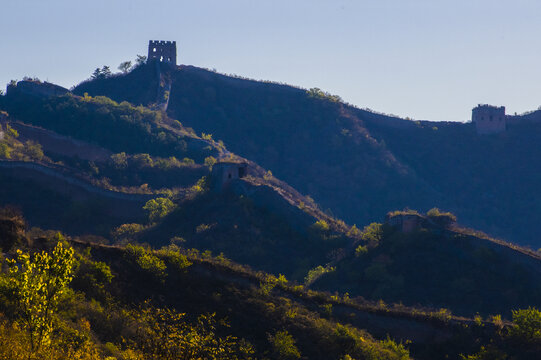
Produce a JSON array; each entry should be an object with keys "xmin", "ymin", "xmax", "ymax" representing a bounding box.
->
[
  {"xmin": 143, "ymin": 197, "xmax": 175, "ymax": 222},
  {"xmin": 304, "ymin": 265, "xmax": 335, "ymax": 286},
  {"xmin": 268, "ymin": 330, "xmax": 301, "ymax": 359},
  {"xmin": 23, "ymin": 140, "xmax": 44, "ymax": 161},
  {"xmin": 347, "ymin": 225, "xmax": 362, "ymax": 238},
  {"xmin": 379, "ymin": 336, "xmax": 410, "ymax": 360},
  {"xmin": 110, "ymin": 152, "xmax": 128, "ymax": 169},
  {"xmin": 112, "ymin": 223, "xmax": 145, "ymax": 240},
  {"xmin": 307, "ymin": 88, "xmax": 342, "ymax": 103},
  {"xmin": 129, "ymin": 306, "xmax": 254, "ymax": 360},
  {"xmin": 0, "ymin": 142, "xmax": 11, "ymax": 159},
  {"xmin": 6, "ymin": 124, "xmax": 19, "ymax": 138},
  {"xmin": 131, "ymin": 153, "xmax": 154, "ymax": 168},
  {"xmin": 355, "ymin": 245, "xmax": 368, "ymax": 257},
  {"xmin": 361, "ymin": 223, "xmax": 383, "ymax": 244},
  {"xmin": 73, "ymin": 253, "xmax": 114, "ymax": 296},
  {"xmin": 125, "ymin": 244, "xmax": 167, "ymax": 280},
  {"xmin": 158, "ymin": 247, "xmax": 192, "ymax": 272},
  {"xmin": 509, "ymin": 307, "xmax": 541, "ymax": 342},
  {"xmin": 426, "ymin": 208, "xmax": 457, "ymax": 227},
  {"xmin": 204, "ymin": 156, "xmax": 217, "ymax": 168},
  {"xmin": 311, "ymin": 220, "xmax": 330, "ymax": 235}
]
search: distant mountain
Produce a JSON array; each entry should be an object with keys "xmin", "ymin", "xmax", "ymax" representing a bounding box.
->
[{"xmin": 73, "ymin": 62, "xmax": 541, "ymax": 247}]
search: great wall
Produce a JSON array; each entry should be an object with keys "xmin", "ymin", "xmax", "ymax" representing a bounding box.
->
[{"xmin": 0, "ymin": 160, "xmax": 156, "ymax": 202}]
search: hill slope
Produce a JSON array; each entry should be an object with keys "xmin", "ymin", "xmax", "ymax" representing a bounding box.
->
[
  {"xmin": 3, "ymin": 212, "xmax": 534, "ymax": 360},
  {"xmin": 312, "ymin": 210, "xmax": 541, "ymax": 317},
  {"xmin": 74, "ymin": 62, "xmax": 541, "ymax": 247},
  {"xmin": 0, "ymin": 85, "xmax": 360, "ymax": 281}
]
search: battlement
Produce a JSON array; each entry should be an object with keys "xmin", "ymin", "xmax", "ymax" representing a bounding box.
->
[
  {"xmin": 148, "ymin": 40, "xmax": 177, "ymax": 65},
  {"xmin": 472, "ymin": 104, "xmax": 506, "ymax": 134}
]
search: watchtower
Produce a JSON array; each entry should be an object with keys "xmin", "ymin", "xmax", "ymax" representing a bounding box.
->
[
  {"xmin": 472, "ymin": 104, "xmax": 506, "ymax": 134},
  {"xmin": 148, "ymin": 40, "xmax": 177, "ymax": 65},
  {"xmin": 211, "ymin": 162, "xmax": 249, "ymax": 192}
]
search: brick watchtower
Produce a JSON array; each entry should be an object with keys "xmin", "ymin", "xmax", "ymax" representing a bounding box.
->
[
  {"xmin": 148, "ymin": 40, "xmax": 177, "ymax": 65},
  {"xmin": 472, "ymin": 104, "xmax": 506, "ymax": 134}
]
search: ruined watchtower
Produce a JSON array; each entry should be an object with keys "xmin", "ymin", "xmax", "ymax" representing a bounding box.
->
[
  {"xmin": 472, "ymin": 104, "xmax": 506, "ymax": 134},
  {"xmin": 148, "ymin": 40, "xmax": 177, "ymax": 65},
  {"xmin": 385, "ymin": 212, "xmax": 421, "ymax": 233},
  {"xmin": 211, "ymin": 162, "xmax": 249, "ymax": 192}
]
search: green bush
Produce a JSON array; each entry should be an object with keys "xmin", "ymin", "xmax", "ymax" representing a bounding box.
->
[
  {"xmin": 143, "ymin": 197, "xmax": 175, "ymax": 222},
  {"xmin": 509, "ymin": 307, "xmax": 541, "ymax": 342},
  {"xmin": 361, "ymin": 223, "xmax": 383, "ymax": 244},
  {"xmin": 426, "ymin": 208, "xmax": 457, "ymax": 227},
  {"xmin": 112, "ymin": 223, "xmax": 145, "ymax": 240},
  {"xmin": 355, "ymin": 245, "xmax": 368, "ymax": 257},
  {"xmin": 304, "ymin": 265, "xmax": 335, "ymax": 286},
  {"xmin": 125, "ymin": 244, "xmax": 167, "ymax": 280},
  {"xmin": 23, "ymin": 140, "xmax": 44, "ymax": 161},
  {"xmin": 0, "ymin": 143, "xmax": 11, "ymax": 159},
  {"xmin": 268, "ymin": 330, "xmax": 301, "ymax": 359}
]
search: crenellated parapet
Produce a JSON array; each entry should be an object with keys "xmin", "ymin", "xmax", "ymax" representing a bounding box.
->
[{"xmin": 148, "ymin": 40, "xmax": 177, "ymax": 65}]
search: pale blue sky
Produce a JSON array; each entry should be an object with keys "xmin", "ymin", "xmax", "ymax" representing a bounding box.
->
[{"xmin": 1, "ymin": 0, "xmax": 540, "ymax": 121}]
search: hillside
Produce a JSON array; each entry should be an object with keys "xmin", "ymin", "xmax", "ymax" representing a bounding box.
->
[
  {"xmin": 0, "ymin": 84, "xmax": 361, "ymax": 282},
  {"xmin": 3, "ymin": 210, "xmax": 541, "ymax": 360},
  {"xmin": 136, "ymin": 177, "xmax": 353, "ymax": 281},
  {"xmin": 3, "ymin": 63, "xmax": 541, "ymax": 359},
  {"xmin": 73, "ymin": 63, "xmax": 441, "ymax": 229},
  {"xmin": 362, "ymin": 117, "xmax": 541, "ymax": 247},
  {"xmin": 0, "ymin": 212, "xmax": 414, "ymax": 360},
  {"xmin": 74, "ymin": 62, "xmax": 541, "ymax": 247},
  {"xmin": 312, "ymin": 210, "xmax": 541, "ymax": 317}
]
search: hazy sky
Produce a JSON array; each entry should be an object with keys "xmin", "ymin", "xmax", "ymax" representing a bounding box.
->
[{"xmin": 1, "ymin": 0, "xmax": 540, "ymax": 121}]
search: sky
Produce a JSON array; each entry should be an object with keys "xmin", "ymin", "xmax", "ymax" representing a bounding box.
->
[{"xmin": 1, "ymin": 0, "xmax": 540, "ymax": 121}]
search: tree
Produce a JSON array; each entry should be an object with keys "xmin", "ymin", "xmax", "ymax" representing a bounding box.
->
[
  {"xmin": 130, "ymin": 306, "xmax": 255, "ymax": 359},
  {"xmin": 91, "ymin": 66, "xmax": 112, "ymax": 80},
  {"xmin": 91, "ymin": 68, "xmax": 102, "ymax": 80},
  {"xmin": 204, "ymin": 156, "xmax": 217, "ymax": 169},
  {"xmin": 131, "ymin": 153, "xmax": 153, "ymax": 168},
  {"xmin": 118, "ymin": 61, "xmax": 132, "ymax": 74},
  {"xmin": 23, "ymin": 140, "xmax": 44, "ymax": 161},
  {"xmin": 268, "ymin": 330, "xmax": 301, "ymax": 359},
  {"xmin": 100, "ymin": 66, "xmax": 112, "ymax": 78},
  {"xmin": 143, "ymin": 197, "xmax": 175, "ymax": 222},
  {"xmin": 110, "ymin": 152, "xmax": 128, "ymax": 170},
  {"xmin": 361, "ymin": 223, "xmax": 383, "ymax": 244},
  {"xmin": 509, "ymin": 307, "xmax": 541, "ymax": 342},
  {"xmin": 7, "ymin": 240, "xmax": 75, "ymax": 353},
  {"xmin": 0, "ymin": 143, "xmax": 11, "ymax": 159},
  {"xmin": 135, "ymin": 55, "xmax": 147, "ymax": 67}
]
